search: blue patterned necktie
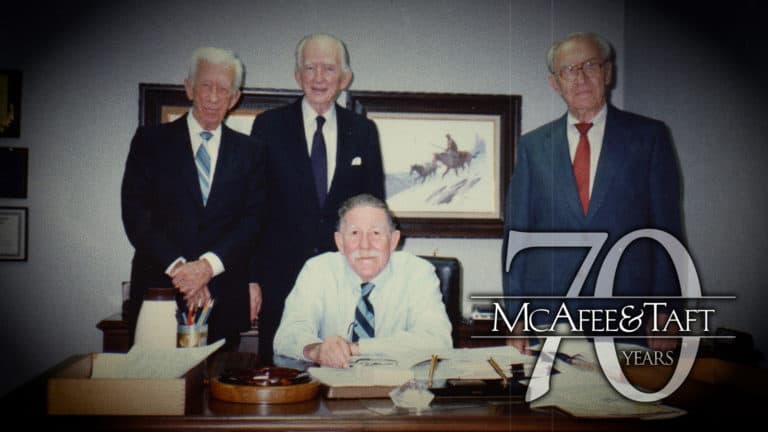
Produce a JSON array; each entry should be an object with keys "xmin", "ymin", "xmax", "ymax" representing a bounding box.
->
[
  {"xmin": 351, "ymin": 282, "xmax": 375, "ymax": 342},
  {"xmin": 310, "ymin": 116, "xmax": 327, "ymax": 207},
  {"xmin": 196, "ymin": 131, "xmax": 213, "ymax": 206}
]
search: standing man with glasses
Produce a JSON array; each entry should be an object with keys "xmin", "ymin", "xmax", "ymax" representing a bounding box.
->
[
  {"xmin": 249, "ymin": 33, "xmax": 385, "ymax": 363},
  {"xmin": 501, "ymin": 32, "xmax": 683, "ymax": 352},
  {"xmin": 121, "ymin": 47, "xmax": 265, "ymax": 351}
]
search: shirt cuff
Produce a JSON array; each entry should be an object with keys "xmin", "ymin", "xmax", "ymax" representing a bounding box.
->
[
  {"xmin": 200, "ymin": 252, "xmax": 224, "ymax": 277},
  {"xmin": 297, "ymin": 336, "xmax": 323, "ymax": 361},
  {"xmin": 165, "ymin": 257, "xmax": 186, "ymax": 276}
]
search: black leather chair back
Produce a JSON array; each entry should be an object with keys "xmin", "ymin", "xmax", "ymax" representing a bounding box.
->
[{"xmin": 419, "ymin": 255, "xmax": 462, "ymax": 328}]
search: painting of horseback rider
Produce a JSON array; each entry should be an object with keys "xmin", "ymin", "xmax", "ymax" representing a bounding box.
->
[
  {"xmin": 433, "ymin": 150, "xmax": 472, "ymax": 177},
  {"xmin": 410, "ymin": 161, "xmax": 437, "ymax": 183},
  {"xmin": 446, "ymin": 133, "xmax": 458, "ymax": 154}
]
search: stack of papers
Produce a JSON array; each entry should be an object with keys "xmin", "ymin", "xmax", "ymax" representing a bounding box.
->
[
  {"xmin": 309, "ymin": 366, "xmax": 414, "ymax": 388},
  {"xmin": 528, "ymin": 339, "xmax": 687, "ymax": 419},
  {"xmin": 308, "ymin": 345, "xmax": 535, "ymax": 389}
]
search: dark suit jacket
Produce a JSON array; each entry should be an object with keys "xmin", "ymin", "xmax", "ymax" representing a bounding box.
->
[
  {"xmin": 502, "ymin": 105, "xmax": 683, "ymax": 320},
  {"xmin": 121, "ymin": 114, "xmax": 265, "ymax": 343},
  {"xmin": 250, "ymin": 99, "xmax": 385, "ymax": 357}
]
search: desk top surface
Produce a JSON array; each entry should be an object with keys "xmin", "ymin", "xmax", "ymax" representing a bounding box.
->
[{"xmin": 3, "ymin": 350, "xmax": 764, "ymax": 431}]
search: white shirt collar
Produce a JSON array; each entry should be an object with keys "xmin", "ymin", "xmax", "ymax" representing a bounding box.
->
[
  {"xmin": 187, "ymin": 111, "xmax": 223, "ymax": 138},
  {"xmin": 301, "ymin": 98, "xmax": 337, "ymax": 127},
  {"xmin": 343, "ymin": 253, "xmax": 394, "ymax": 294},
  {"xmin": 567, "ymin": 104, "xmax": 607, "ymax": 129}
]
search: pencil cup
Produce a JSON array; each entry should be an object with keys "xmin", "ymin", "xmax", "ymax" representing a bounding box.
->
[{"xmin": 177, "ymin": 324, "xmax": 208, "ymax": 348}]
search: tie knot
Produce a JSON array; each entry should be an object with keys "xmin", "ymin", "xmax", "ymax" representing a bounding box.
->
[
  {"xmin": 360, "ymin": 282, "xmax": 374, "ymax": 297},
  {"xmin": 316, "ymin": 116, "xmax": 326, "ymax": 130},
  {"xmin": 200, "ymin": 131, "xmax": 213, "ymax": 142},
  {"xmin": 575, "ymin": 122, "xmax": 593, "ymax": 135}
]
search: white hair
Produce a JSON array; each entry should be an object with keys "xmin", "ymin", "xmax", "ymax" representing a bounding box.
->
[
  {"xmin": 546, "ymin": 32, "xmax": 613, "ymax": 75},
  {"xmin": 294, "ymin": 33, "xmax": 351, "ymax": 73},
  {"xmin": 337, "ymin": 194, "xmax": 396, "ymax": 232},
  {"xmin": 187, "ymin": 47, "xmax": 244, "ymax": 90}
]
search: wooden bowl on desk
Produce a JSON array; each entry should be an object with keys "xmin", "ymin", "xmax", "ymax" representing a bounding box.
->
[
  {"xmin": 210, "ymin": 367, "xmax": 320, "ymax": 404},
  {"xmin": 210, "ymin": 378, "xmax": 320, "ymax": 404}
]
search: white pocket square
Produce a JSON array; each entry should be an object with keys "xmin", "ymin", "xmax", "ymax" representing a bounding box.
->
[{"xmin": 351, "ymin": 156, "xmax": 362, "ymax": 166}]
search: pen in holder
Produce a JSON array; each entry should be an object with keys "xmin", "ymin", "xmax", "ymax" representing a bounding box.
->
[
  {"xmin": 177, "ymin": 324, "xmax": 208, "ymax": 347},
  {"xmin": 177, "ymin": 298, "xmax": 214, "ymax": 348}
]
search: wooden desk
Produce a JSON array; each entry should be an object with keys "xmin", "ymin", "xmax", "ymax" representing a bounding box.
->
[
  {"xmin": 0, "ymin": 354, "xmax": 669, "ymax": 431},
  {"xmin": 3, "ymin": 351, "xmax": 765, "ymax": 431}
]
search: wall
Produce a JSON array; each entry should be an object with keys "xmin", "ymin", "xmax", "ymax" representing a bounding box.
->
[
  {"xmin": 624, "ymin": 2, "xmax": 768, "ymax": 362},
  {"xmin": 7, "ymin": 0, "xmax": 761, "ymax": 397}
]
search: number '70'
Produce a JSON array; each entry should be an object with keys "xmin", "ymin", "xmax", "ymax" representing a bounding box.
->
[{"xmin": 504, "ymin": 229, "xmax": 701, "ymax": 403}]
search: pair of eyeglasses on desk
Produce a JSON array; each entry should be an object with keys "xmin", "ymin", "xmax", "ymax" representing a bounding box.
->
[
  {"xmin": 348, "ymin": 357, "xmax": 399, "ymax": 368},
  {"xmin": 529, "ymin": 350, "xmax": 595, "ymax": 370}
]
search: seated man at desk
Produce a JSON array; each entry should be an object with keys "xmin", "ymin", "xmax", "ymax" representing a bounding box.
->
[{"xmin": 274, "ymin": 193, "xmax": 452, "ymax": 367}]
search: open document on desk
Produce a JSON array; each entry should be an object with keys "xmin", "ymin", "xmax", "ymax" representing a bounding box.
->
[
  {"xmin": 310, "ymin": 341, "xmax": 688, "ymax": 419},
  {"xmin": 308, "ymin": 345, "xmax": 537, "ymax": 391},
  {"xmin": 528, "ymin": 339, "xmax": 687, "ymax": 419}
]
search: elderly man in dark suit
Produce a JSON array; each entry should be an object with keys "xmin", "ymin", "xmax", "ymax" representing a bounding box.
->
[
  {"xmin": 502, "ymin": 32, "xmax": 683, "ymax": 352},
  {"xmin": 249, "ymin": 33, "xmax": 385, "ymax": 363},
  {"xmin": 121, "ymin": 47, "xmax": 265, "ymax": 351}
]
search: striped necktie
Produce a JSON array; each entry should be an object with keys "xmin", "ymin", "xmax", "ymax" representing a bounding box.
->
[
  {"xmin": 196, "ymin": 131, "xmax": 213, "ymax": 206},
  {"xmin": 351, "ymin": 282, "xmax": 375, "ymax": 342}
]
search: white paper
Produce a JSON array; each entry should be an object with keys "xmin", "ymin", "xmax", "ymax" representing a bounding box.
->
[
  {"xmin": 309, "ymin": 366, "xmax": 414, "ymax": 387},
  {"xmin": 412, "ymin": 345, "xmax": 536, "ymax": 381},
  {"xmin": 91, "ymin": 338, "xmax": 224, "ymax": 379},
  {"xmin": 529, "ymin": 339, "xmax": 686, "ymax": 419}
]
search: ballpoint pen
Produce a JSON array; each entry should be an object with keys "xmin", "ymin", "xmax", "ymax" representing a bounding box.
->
[
  {"xmin": 487, "ymin": 357, "xmax": 509, "ymax": 387},
  {"xmin": 427, "ymin": 354, "xmax": 438, "ymax": 388}
]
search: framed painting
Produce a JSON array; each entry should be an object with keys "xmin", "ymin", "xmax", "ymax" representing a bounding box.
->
[
  {"xmin": 0, "ymin": 69, "xmax": 21, "ymax": 138},
  {"xmin": 0, "ymin": 207, "xmax": 28, "ymax": 261},
  {"xmin": 139, "ymin": 83, "xmax": 302, "ymax": 131},
  {"xmin": 348, "ymin": 91, "xmax": 520, "ymax": 238}
]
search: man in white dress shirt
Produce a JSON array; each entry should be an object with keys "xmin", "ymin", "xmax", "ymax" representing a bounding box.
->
[{"xmin": 274, "ymin": 194, "xmax": 452, "ymax": 368}]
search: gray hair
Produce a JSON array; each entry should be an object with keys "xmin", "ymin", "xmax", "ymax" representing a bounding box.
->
[
  {"xmin": 337, "ymin": 194, "xmax": 396, "ymax": 232},
  {"xmin": 187, "ymin": 47, "xmax": 244, "ymax": 91},
  {"xmin": 546, "ymin": 32, "xmax": 613, "ymax": 75},
  {"xmin": 294, "ymin": 33, "xmax": 351, "ymax": 73}
]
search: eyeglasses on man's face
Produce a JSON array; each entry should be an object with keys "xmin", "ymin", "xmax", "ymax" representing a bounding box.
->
[{"xmin": 558, "ymin": 59, "xmax": 605, "ymax": 81}]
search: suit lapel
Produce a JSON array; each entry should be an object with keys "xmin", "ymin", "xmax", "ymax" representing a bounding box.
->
[
  {"xmin": 329, "ymin": 104, "xmax": 352, "ymax": 201},
  {"xmin": 173, "ymin": 115, "xmax": 206, "ymax": 210},
  {"xmin": 206, "ymin": 125, "xmax": 235, "ymax": 210},
  {"xmin": 288, "ymin": 101, "xmax": 324, "ymax": 208},
  {"xmin": 588, "ymin": 106, "xmax": 625, "ymax": 218},
  {"xmin": 551, "ymin": 115, "xmax": 586, "ymax": 220}
]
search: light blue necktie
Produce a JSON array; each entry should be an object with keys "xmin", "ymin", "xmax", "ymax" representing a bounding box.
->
[
  {"xmin": 196, "ymin": 131, "xmax": 213, "ymax": 206},
  {"xmin": 352, "ymin": 282, "xmax": 375, "ymax": 342}
]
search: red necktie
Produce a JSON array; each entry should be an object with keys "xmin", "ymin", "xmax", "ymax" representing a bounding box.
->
[{"xmin": 573, "ymin": 122, "xmax": 593, "ymax": 215}]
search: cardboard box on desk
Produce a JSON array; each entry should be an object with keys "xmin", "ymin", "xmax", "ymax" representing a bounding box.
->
[{"xmin": 47, "ymin": 353, "xmax": 204, "ymax": 415}]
